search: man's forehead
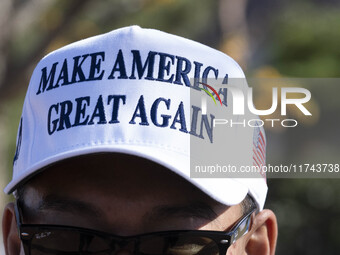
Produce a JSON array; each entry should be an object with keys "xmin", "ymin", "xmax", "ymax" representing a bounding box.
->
[
  {"xmin": 21, "ymin": 187, "xmax": 235, "ymax": 234},
  {"xmin": 19, "ymin": 153, "xmax": 237, "ymax": 233}
]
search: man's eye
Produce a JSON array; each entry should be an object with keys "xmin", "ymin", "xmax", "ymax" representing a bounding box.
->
[
  {"xmin": 166, "ymin": 238, "xmax": 218, "ymax": 255},
  {"xmin": 167, "ymin": 243, "xmax": 206, "ymax": 254}
]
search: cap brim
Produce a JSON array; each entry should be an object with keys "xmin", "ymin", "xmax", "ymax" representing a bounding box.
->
[{"xmin": 5, "ymin": 144, "xmax": 249, "ymax": 207}]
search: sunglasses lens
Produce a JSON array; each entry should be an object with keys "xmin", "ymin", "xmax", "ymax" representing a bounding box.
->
[
  {"xmin": 26, "ymin": 228, "xmax": 114, "ymax": 255},
  {"xmin": 23, "ymin": 228, "xmax": 220, "ymax": 255},
  {"xmin": 139, "ymin": 234, "xmax": 219, "ymax": 255}
]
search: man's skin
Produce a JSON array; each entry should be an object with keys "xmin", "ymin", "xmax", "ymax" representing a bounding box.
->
[{"xmin": 2, "ymin": 153, "xmax": 277, "ymax": 255}]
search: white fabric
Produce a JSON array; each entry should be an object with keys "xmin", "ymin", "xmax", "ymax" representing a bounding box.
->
[{"xmin": 5, "ymin": 26, "xmax": 267, "ymax": 210}]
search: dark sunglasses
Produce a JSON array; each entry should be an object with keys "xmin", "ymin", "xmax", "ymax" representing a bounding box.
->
[{"xmin": 15, "ymin": 200, "xmax": 257, "ymax": 255}]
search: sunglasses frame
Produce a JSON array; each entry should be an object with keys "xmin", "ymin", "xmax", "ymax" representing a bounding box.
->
[{"xmin": 15, "ymin": 200, "xmax": 257, "ymax": 255}]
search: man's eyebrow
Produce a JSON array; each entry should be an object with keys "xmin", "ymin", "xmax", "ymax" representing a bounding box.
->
[
  {"xmin": 36, "ymin": 195, "xmax": 103, "ymax": 217},
  {"xmin": 150, "ymin": 202, "xmax": 222, "ymax": 221}
]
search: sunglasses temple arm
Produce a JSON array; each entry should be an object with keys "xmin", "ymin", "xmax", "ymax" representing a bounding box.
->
[
  {"xmin": 14, "ymin": 200, "xmax": 23, "ymax": 232},
  {"xmin": 230, "ymin": 208, "xmax": 255, "ymax": 244}
]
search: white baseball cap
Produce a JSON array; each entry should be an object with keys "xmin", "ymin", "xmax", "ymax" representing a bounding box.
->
[{"xmin": 5, "ymin": 26, "xmax": 267, "ymax": 210}]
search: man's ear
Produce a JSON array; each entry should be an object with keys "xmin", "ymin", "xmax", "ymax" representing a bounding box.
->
[
  {"xmin": 2, "ymin": 202, "xmax": 22, "ymax": 255},
  {"xmin": 245, "ymin": 209, "xmax": 278, "ymax": 255}
]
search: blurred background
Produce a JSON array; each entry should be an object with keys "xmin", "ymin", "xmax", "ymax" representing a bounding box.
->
[{"xmin": 0, "ymin": 0, "xmax": 339, "ymax": 254}]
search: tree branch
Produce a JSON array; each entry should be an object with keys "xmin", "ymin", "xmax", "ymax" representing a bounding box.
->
[{"xmin": 0, "ymin": 0, "xmax": 91, "ymax": 104}]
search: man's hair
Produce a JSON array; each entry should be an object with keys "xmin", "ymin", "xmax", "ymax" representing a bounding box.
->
[
  {"xmin": 14, "ymin": 185, "xmax": 25, "ymax": 206},
  {"xmin": 240, "ymin": 194, "xmax": 257, "ymax": 214}
]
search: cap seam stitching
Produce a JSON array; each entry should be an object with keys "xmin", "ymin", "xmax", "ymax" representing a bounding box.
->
[
  {"xmin": 48, "ymin": 140, "xmax": 188, "ymax": 156},
  {"xmin": 27, "ymin": 82, "xmax": 36, "ymax": 171}
]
